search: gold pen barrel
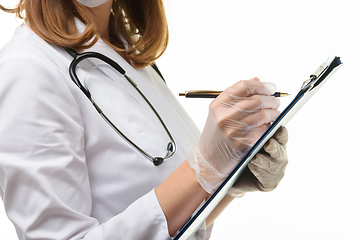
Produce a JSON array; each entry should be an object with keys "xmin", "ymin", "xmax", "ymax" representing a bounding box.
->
[{"xmin": 179, "ymin": 90, "xmax": 222, "ymax": 98}]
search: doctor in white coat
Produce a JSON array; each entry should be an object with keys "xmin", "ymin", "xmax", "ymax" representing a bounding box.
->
[{"xmin": 0, "ymin": 0, "xmax": 289, "ymax": 239}]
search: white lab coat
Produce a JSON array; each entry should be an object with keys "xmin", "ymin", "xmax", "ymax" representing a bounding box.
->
[{"xmin": 0, "ymin": 23, "xmax": 212, "ymax": 240}]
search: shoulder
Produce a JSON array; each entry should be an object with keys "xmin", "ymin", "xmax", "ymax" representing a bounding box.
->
[
  {"xmin": 0, "ymin": 24, "xmax": 75, "ymax": 89},
  {"xmin": 0, "ymin": 25, "xmax": 83, "ymax": 121},
  {"xmin": 1, "ymin": 25, "xmax": 48, "ymax": 58},
  {"xmin": 0, "ymin": 25, "xmax": 71, "ymax": 77}
]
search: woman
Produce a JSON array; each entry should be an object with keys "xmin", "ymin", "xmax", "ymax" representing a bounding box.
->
[{"xmin": 0, "ymin": 0, "xmax": 288, "ymax": 239}]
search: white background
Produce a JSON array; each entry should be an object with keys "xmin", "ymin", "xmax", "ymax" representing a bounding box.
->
[{"xmin": 1, "ymin": 0, "xmax": 359, "ymax": 239}]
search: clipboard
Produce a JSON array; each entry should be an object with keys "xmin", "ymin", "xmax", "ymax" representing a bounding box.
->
[{"xmin": 173, "ymin": 56, "xmax": 342, "ymax": 240}]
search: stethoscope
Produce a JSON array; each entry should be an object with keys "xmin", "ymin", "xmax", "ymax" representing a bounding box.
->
[{"xmin": 65, "ymin": 48, "xmax": 176, "ymax": 166}]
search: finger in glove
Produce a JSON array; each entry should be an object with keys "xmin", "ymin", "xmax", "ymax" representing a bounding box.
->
[{"xmin": 247, "ymin": 161, "xmax": 284, "ymax": 192}]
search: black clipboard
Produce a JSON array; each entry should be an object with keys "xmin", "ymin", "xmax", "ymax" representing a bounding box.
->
[{"xmin": 174, "ymin": 56, "xmax": 342, "ymax": 240}]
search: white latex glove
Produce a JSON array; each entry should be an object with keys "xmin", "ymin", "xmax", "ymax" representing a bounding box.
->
[
  {"xmin": 228, "ymin": 127, "xmax": 289, "ymax": 197},
  {"xmin": 187, "ymin": 78, "xmax": 281, "ymax": 194}
]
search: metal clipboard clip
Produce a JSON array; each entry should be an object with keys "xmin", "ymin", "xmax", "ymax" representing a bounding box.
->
[{"xmin": 300, "ymin": 56, "xmax": 342, "ymax": 95}]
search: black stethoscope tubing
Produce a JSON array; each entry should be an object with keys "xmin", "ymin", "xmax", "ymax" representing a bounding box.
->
[{"xmin": 65, "ymin": 48, "xmax": 176, "ymax": 166}]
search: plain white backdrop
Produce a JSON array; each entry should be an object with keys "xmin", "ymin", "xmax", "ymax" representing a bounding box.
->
[{"xmin": 1, "ymin": 0, "xmax": 359, "ymax": 239}]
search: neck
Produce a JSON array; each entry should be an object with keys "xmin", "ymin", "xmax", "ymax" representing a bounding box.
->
[{"xmin": 79, "ymin": 0, "xmax": 113, "ymax": 41}]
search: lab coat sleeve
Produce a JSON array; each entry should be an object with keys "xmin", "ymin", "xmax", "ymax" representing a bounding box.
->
[{"xmin": 0, "ymin": 52, "xmax": 171, "ymax": 240}]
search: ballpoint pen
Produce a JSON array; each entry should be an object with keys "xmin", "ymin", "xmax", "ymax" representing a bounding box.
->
[{"xmin": 179, "ymin": 90, "xmax": 290, "ymax": 98}]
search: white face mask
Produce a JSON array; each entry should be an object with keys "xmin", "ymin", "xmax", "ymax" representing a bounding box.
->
[{"xmin": 76, "ymin": 0, "xmax": 110, "ymax": 8}]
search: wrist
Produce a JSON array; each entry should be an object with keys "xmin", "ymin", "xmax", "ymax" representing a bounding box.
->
[
  {"xmin": 155, "ymin": 160, "xmax": 210, "ymax": 236},
  {"xmin": 187, "ymin": 146, "xmax": 228, "ymax": 194}
]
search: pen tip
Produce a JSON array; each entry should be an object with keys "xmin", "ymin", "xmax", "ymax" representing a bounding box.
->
[{"xmin": 282, "ymin": 93, "xmax": 290, "ymax": 97}]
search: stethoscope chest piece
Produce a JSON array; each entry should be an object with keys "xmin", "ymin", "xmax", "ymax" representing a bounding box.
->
[{"xmin": 153, "ymin": 157, "xmax": 164, "ymax": 166}]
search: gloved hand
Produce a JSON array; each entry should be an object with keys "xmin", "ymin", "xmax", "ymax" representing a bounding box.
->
[
  {"xmin": 228, "ymin": 127, "xmax": 289, "ymax": 198},
  {"xmin": 187, "ymin": 77, "xmax": 281, "ymax": 194}
]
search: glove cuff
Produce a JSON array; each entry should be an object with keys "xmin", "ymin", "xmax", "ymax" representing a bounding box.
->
[{"xmin": 187, "ymin": 146, "xmax": 227, "ymax": 194}]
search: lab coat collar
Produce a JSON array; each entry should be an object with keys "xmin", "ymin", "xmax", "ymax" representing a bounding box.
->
[
  {"xmin": 74, "ymin": 18, "xmax": 165, "ymax": 112},
  {"xmin": 73, "ymin": 19, "xmax": 199, "ymax": 158}
]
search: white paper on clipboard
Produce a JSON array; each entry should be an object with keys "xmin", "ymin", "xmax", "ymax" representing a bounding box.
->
[{"xmin": 174, "ymin": 56, "xmax": 343, "ymax": 240}]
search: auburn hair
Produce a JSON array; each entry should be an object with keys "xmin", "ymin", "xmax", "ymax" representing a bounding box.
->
[{"xmin": 0, "ymin": 0, "xmax": 169, "ymax": 68}]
